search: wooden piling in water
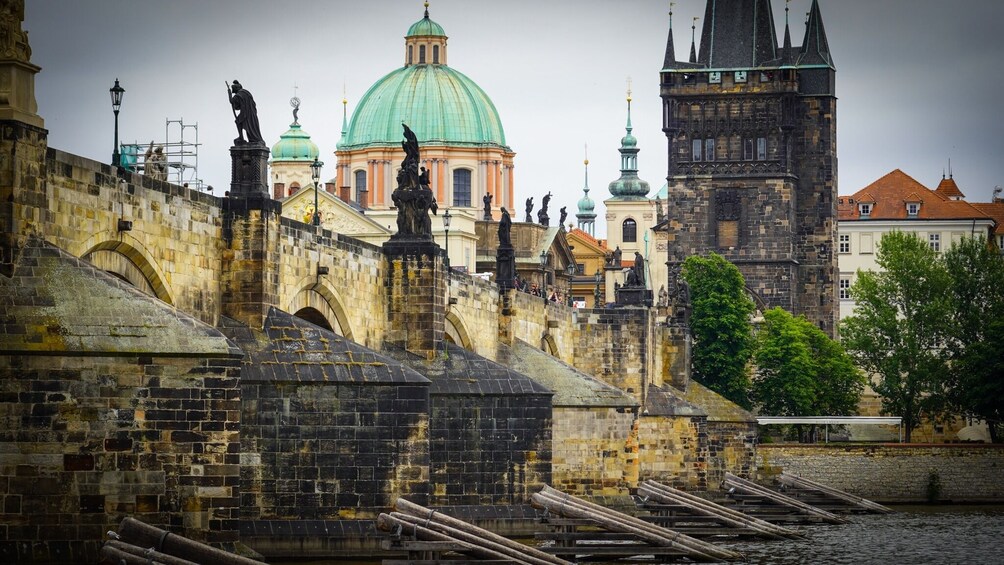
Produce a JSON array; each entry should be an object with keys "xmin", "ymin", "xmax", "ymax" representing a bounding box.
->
[
  {"xmin": 777, "ymin": 472, "xmax": 894, "ymax": 513},
  {"xmin": 722, "ymin": 473, "xmax": 848, "ymax": 525}
]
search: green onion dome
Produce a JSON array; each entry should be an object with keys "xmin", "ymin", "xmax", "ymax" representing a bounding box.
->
[{"xmin": 270, "ymin": 122, "xmax": 319, "ymax": 161}]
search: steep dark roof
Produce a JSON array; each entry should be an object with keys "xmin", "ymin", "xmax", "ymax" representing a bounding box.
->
[
  {"xmin": 384, "ymin": 342, "xmax": 553, "ymax": 397},
  {"xmin": 663, "ymin": 19, "xmax": 678, "ymax": 69},
  {"xmin": 697, "ymin": 0, "xmax": 777, "ymax": 68},
  {"xmin": 0, "ymin": 237, "xmax": 241, "ymax": 358},
  {"xmin": 219, "ymin": 307, "xmax": 429, "ymax": 384},
  {"xmin": 798, "ymin": 0, "xmax": 835, "ymax": 68}
]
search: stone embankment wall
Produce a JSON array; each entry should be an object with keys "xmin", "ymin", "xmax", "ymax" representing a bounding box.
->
[{"xmin": 757, "ymin": 444, "xmax": 1004, "ymax": 502}]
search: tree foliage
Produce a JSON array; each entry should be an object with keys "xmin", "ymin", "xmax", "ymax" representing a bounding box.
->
[
  {"xmin": 943, "ymin": 237, "xmax": 1004, "ymax": 442},
  {"xmin": 682, "ymin": 253, "xmax": 756, "ymax": 409},
  {"xmin": 753, "ymin": 307, "xmax": 865, "ymax": 420},
  {"xmin": 840, "ymin": 231, "xmax": 952, "ymax": 441}
]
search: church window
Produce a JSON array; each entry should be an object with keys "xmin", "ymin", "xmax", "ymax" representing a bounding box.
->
[
  {"xmin": 929, "ymin": 233, "xmax": 941, "ymax": 252},
  {"xmin": 289, "ymin": 182, "xmax": 300, "ymax": 197},
  {"xmin": 692, "ymin": 139, "xmax": 702, "ymax": 162},
  {"xmin": 757, "ymin": 137, "xmax": 767, "ymax": 160},
  {"xmin": 453, "ymin": 169, "xmax": 471, "ymax": 206},
  {"xmin": 354, "ymin": 170, "xmax": 367, "ymax": 201},
  {"xmin": 622, "ymin": 218, "xmax": 637, "ymax": 243},
  {"xmin": 408, "ymin": 45, "xmax": 413, "ymax": 65},
  {"xmin": 839, "ymin": 277, "xmax": 852, "ymax": 300},
  {"xmin": 419, "ymin": 45, "xmax": 426, "ymax": 63},
  {"xmin": 744, "ymin": 139, "xmax": 754, "ymax": 160},
  {"xmin": 705, "ymin": 138, "xmax": 715, "ymax": 161},
  {"xmin": 839, "ymin": 234, "xmax": 850, "ymax": 254},
  {"xmin": 433, "ymin": 45, "xmax": 440, "ymax": 64}
]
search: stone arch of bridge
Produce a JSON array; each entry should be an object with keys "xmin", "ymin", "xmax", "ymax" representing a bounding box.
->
[
  {"xmin": 81, "ymin": 237, "xmax": 175, "ymax": 305},
  {"xmin": 444, "ymin": 310, "xmax": 474, "ymax": 352},
  {"xmin": 541, "ymin": 333, "xmax": 559, "ymax": 357},
  {"xmin": 287, "ymin": 282, "xmax": 354, "ymax": 340}
]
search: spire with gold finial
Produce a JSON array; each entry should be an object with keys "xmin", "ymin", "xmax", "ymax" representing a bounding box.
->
[
  {"xmin": 337, "ymin": 84, "xmax": 349, "ymax": 149},
  {"xmin": 663, "ymin": 2, "xmax": 677, "ymax": 69},
  {"xmin": 608, "ymin": 79, "xmax": 649, "ymax": 200},
  {"xmin": 577, "ymin": 143, "xmax": 596, "ymax": 235}
]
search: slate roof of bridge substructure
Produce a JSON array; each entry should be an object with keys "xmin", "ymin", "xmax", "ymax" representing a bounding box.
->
[
  {"xmin": 643, "ymin": 383, "xmax": 707, "ymax": 418},
  {"xmin": 495, "ymin": 339, "xmax": 636, "ymax": 408},
  {"xmin": 383, "ymin": 342, "xmax": 553, "ymax": 396},
  {"xmin": 0, "ymin": 237, "xmax": 242, "ymax": 358},
  {"xmin": 218, "ymin": 307, "xmax": 429, "ymax": 384},
  {"xmin": 675, "ymin": 380, "xmax": 755, "ymax": 423}
]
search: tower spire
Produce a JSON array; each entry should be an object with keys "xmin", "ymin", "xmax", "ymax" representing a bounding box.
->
[
  {"xmin": 799, "ymin": 0, "xmax": 834, "ymax": 68},
  {"xmin": 663, "ymin": 2, "xmax": 677, "ymax": 69},
  {"xmin": 576, "ymin": 143, "xmax": 597, "ymax": 236},
  {"xmin": 689, "ymin": 16, "xmax": 698, "ymax": 64},
  {"xmin": 607, "ymin": 86, "xmax": 650, "ymax": 200},
  {"xmin": 782, "ymin": 0, "xmax": 793, "ymax": 65}
]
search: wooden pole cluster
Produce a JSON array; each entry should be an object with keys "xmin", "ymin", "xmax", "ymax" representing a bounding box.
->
[
  {"xmin": 377, "ymin": 498, "xmax": 571, "ymax": 565},
  {"xmin": 530, "ymin": 485, "xmax": 742, "ymax": 562},
  {"xmin": 722, "ymin": 473, "xmax": 847, "ymax": 525},
  {"xmin": 777, "ymin": 472, "xmax": 894, "ymax": 513},
  {"xmin": 639, "ymin": 480, "xmax": 803, "ymax": 540},
  {"xmin": 100, "ymin": 518, "xmax": 268, "ymax": 565}
]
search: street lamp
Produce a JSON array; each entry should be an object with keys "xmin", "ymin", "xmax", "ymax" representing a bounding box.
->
[
  {"xmin": 443, "ymin": 208, "xmax": 452, "ymax": 270},
  {"xmin": 539, "ymin": 250, "xmax": 550, "ymax": 304},
  {"xmin": 566, "ymin": 263, "xmax": 576, "ymax": 306},
  {"xmin": 109, "ymin": 79, "xmax": 125, "ymax": 169},
  {"xmin": 310, "ymin": 157, "xmax": 323, "ymax": 226},
  {"xmin": 594, "ymin": 269, "xmax": 602, "ymax": 307}
]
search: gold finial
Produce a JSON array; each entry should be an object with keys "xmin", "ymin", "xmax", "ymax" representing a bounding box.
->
[
  {"xmin": 342, "ymin": 83, "xmax": 347, "ymax": 105},
  {"xmin": 626, "ymin": 76, "xmax": 632, "ymax": 102},
  {"xmin": 584, "ymin": 143, "xmax": 589, "ymax": 166},
  {"xmin": 424, "ymin": 1, "xmax": 429, "ymax": 7}
]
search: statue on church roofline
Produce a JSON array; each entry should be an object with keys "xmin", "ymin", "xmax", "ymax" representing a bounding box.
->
[
  {"xmin": 498, "ymin": 207, "xmax": 512, "ymax": 247},
  {"xmin": 559, "ymin": 206, "xmax": 568, "ymax": 230},
  {"xmin": 524, "ymin": 197, "xmax": 534, "ymax": 223},
  {"xmin": 483, "ymin": 192, "xmax": 493, "ymax": 220},
  {"xmin": 390, "ymin": 123, "xmax": 438, "ymax": 240},
  {"xmin": 227, "ymin": 80, "xmax": 264, "ymax": 145},
  {"xmin": 537, "ymin": 191, "xmax": 551, "ymax": 226}
]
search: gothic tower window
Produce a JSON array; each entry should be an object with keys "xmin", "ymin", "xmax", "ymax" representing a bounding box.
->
[
  {"xmin": 705, "ymin": 138, "xmax": 715, "ymax": 161},
  {"xmin": 716, "ymin": 189, "xmax": 740, "ymax": 249},
  {"xmin": 452, "ymin": 168, "xmax": 471, "ymax": 206},
  {"xmin": 622, "ymin": 218, "xmax": 637, "ymax": 243},
  {"xmin": 692, "ymin": 138, "xmax": 702, "ymax": 162},
  {"xmin": 744, "ymin": 138, "xmax": 754, "ymax": 160},
  {"xmin": 757, "ymin": 137, "xmax": 767, "ymax": 160}
]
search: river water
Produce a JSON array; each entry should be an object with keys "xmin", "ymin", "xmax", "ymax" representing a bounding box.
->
[{"xmin": 721, "ymin": 505, "xmax": 1004, "ymax": 565}]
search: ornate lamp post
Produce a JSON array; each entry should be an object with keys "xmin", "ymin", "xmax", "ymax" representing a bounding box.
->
[
  {"xmin": 443, "ymin": 208, "xmax": 452, "ymax": 270},
  {"xmin": 566, "ymin": 263, "xmax": 576, "ymax": 306},
  {"xmin": 310, "ymin": 157, "xmax": 323, "ymax": 226},
  {"xmin": 109, "ymin": 79, "xmax": 125, "ymax": 169},
  {"xmin": 594, "ymin": 268, "xmax": 602, "ymax": 307}
]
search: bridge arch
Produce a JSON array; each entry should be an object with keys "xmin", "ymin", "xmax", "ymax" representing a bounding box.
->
[
  {"xmin": 541, "ymin": 333, "xmax": 559, "ymax": 357},
  {"xmin": 444, "ymin": 311, "xmax": 474, "ymax": 352},
  {"xmin": 287, "ymin": 282, "xmax": 354, "ymax": 340},
  {"xmin": 81, "ymin": 238, "xmax": 174, "ymax": 305}
]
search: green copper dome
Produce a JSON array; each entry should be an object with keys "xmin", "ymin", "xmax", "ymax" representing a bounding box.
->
[
  {"xmin": 342, "ymin": 64, "xmax": 508, "ymax": 149},
  {"xmin": 271, "ymin": 123, "xmax": 319, "ymax": 161},
  {"xmin": 577, "ymin": 191, "xmax": 595, "ymax": 214},
  {"xmin": 607, "ymin": 99, "xmax": 649, "ymax": 199},
  {"xmin": 407, "ymin": 13, "xmax": 446, "ymax": 37}
]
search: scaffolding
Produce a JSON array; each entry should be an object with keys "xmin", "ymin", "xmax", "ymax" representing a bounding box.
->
[{"xmin": 122, "ymin": 118, "xmax": 206, "ymax": 191}]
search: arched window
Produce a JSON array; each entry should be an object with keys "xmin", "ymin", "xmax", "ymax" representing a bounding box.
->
[
  {"xmin": 408, "ymin": 45, "xmax": 413, "ymax": 65},
  {"xmin": 452, "ymin": 169, "xmax": 472, "ymax": 206},
  {"xmin": 622, "ymin": 218, "xmax": 637, "ymax": 243},
  {"xmin": 419, "ymin": 45, "xmax": 426, "ymax": 64},
  {"xmin": 354, "ymin": 170, "xmax": 367, "ymax": 201},
  {"xmin": 288, "ymin": 182, "xmax": 300, "ymax": 197},
  {"xmin": 433, "ymin": 45, "xmax": 439, "ymax": 64}
]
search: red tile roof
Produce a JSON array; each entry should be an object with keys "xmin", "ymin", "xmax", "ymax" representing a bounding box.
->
[
  {"xmin": 567, "ymin": 228, "xmax": 608, "ymax": 252},
  {"xmin": 837, "ymin": 169, "xmax": 992, "ymax": 221},
  {"xmin": 973, "ymin": 202, "xmax": 1004, "ymax": 235},
  {"xmin": 935, "ymin": 176, "xmax": 966, "ymax": 200}
]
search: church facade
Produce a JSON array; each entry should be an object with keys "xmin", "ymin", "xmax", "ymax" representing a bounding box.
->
[{"xmin": 658, "ymin": 0, "xmax": 838, "ymax": 334}]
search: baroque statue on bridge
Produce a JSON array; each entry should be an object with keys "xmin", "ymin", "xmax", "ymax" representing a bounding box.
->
[
  {"xmin": 390, "ymin": 124, "xmax": 438, "ymax": 240},
  {"xmin": 227, "ymin": 80, "xmax": 264, "ymax": 145}
]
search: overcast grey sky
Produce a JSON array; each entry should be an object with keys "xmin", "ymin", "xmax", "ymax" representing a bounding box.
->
[{"xmin": 25, "ymin": 0, "xmax": 1004, "ymax": 238}]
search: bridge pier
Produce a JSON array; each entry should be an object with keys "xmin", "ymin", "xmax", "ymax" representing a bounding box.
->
[{"xmin": 383, "ymin": 240, "xmax": 446, "ymax": 360}]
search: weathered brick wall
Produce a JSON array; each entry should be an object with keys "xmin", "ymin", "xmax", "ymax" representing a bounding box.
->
[
  {"xmin": 637, "ymin": 415, "xmax": 708, "ymax": 491},
  {"xmin": 570, "ymin": 308, "xmax": 653, "ymax": 402},
  {"xmin": 551, "ymin": 407, "xmax": 637, "ymax": 497},
  {"xmin": 707, "ymin": 421, "xmax": 757, "ymax": 482},
  {"xmin": 1, "ymin": 121, "xmax": 48, "ymax": 274},
  {"xmin": 240, "ymin": 381, "xmax": 429, "ymax": 520},
  {"xmin": 447, "ymin": 273, "xmax": 499, "ymax": 356},
  {"xmin": 0, "ymin": 354, "xmax": 242, "ymax": 564},
  {"xmin": 757, "ymin": 445, "xmax": 1004, "ymax": 502},
  {"xmin": 429, "ymin": 393, "xmax": 551, "ymax": 506}
]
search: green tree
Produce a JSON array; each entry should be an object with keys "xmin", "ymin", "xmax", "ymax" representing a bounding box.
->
[
  {"xmin": 943, "ymin": 237, "xmax": 1004, "ymax": 442},
  {"xmin": 753, "ymin": 308, "xmax": 865, "ymax": 439},
  {"xmin": 682, "ymin": 253, "xmax": 756, "ymax": 409},
  {"xmin": 840, "ymin": 231, "xmax": 952, "ymax": 442}
]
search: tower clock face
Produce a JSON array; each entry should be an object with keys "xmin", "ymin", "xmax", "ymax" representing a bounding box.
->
[
  {"xmin": 709, "ymin": 71, "xmax": 722, "ymax": 84},
  {"xmin": 734, "ymin": 71, "xmax": 748, "ymax": 83}
]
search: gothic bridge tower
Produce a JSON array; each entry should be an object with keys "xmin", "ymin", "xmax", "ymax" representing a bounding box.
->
[{"xmin": 659, "ymin": 0, "xmax": 837, "ymax": 334}]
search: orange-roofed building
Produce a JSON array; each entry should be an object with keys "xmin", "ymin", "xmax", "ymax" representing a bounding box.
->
[
  {"xmin": 566, "ymin": 227, "xmax": 608, "ymax": 307},
  {"xmin": 836, "ymin": 169, "xmax": 996, "ymax": 320},
  {"xmin": 972, "ymin": 195, "xmax": 1004, "ymax": 251}
]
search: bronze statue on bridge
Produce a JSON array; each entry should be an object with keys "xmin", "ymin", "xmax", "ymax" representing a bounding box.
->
[{"xmin": 390, "ymin": 124, "xmax": 438, "ymax": 240}]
